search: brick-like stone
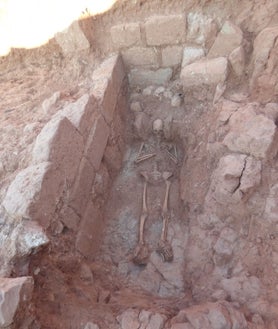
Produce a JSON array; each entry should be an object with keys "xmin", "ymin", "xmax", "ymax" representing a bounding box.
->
[
  {"xmin": 32, "ymin": 116, "xmax": 84, "ymax": 185},
  {"xmin": 57, "ymin": 94, "xmax": 98, "ymax": 140},
  {"xmin": 180, "ymin": 57, "xmax": 228, "ymax": 88},
  {"xmin": 122, "ymin": 47, "xmax": 158, "ymax": 67},
  {"xmin": 55, "ymin": 21, "xmax": 90, "ymax": 56},
  {"xmin": 111, "ymin": 22, "xmax": 142, "ymax": 48},
  {"xmin": 208, "ymin": 21, "xmax": 243, "ymax": 58},
  {"xmin": 92, "ymin": 55, "xmax": 125, "ymax": 97},
  {"xmin": 76, "ymin": 201, "xmax": 104, "ymax": 258},
  {"xmin": 85, "ymin": 114, "xmax": 110, "ymax": 171},
  {"xmin": 129, "ymin": 68, "xmax": 173, "ymax": 87},
  {"xmin": 69, "ymin": 157, "xmax": 96, "ymax": 217},
  {"xmin": 145, "ymin": 15, "xmax": 186, "ymax": 46},
  {"xmin": 91, "ymin": 55, "xmax": 125, "ymax": 123},
  {"xmin": 187, "ymin": 12, "xmax": 218, "ymax": 49},
  {"xmin": 162, "ymin": 46, "xmax": 183, "ymax": 67},
  {"xmin": 0, "ymin": 277, "xmax": 33, "ymax": 328},
  {"xmin": 182, "ymin": 46, "xmax": 205, "ymax": 67}
]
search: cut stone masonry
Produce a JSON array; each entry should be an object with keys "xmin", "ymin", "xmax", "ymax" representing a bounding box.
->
[{"xmin": 2, "ymin": 54, "xmax": 127, "ymax": 266}]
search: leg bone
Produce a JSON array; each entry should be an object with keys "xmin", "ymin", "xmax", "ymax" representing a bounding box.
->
[
  {"xmin": 156, "ymin": 177, "xmax": 173, "ymax": 262},
  {"xmin": 133, "ymin": 177, "xmax": 149, "ymax": 265}
]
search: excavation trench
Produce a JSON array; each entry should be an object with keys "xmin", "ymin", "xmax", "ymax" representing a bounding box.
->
[
  {"xmin": 2, "ymin": 6, "xmax": 278, "ymax": 327},
  {"xmin": 15, "ymin": 54, "xmax": 193, "ymax": 328}
]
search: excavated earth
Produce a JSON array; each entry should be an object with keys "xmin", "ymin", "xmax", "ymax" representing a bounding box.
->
[{"xmin": 1, "ymin": 0, "xmax": 278, "ymax": 329}]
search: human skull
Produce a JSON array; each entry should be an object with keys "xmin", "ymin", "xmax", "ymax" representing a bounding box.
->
[{"xmin": 152, "ymin": 119, "xmax": 163, "ymax": 134}]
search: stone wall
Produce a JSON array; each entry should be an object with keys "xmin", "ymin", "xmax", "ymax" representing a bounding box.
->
[
  {"xmin": 110, "ymin": 13, "xmax": 219, "ymax": 87},
  {"xmin": 1, "ymin": 54, "xmax": 127, "ymax": 262}
]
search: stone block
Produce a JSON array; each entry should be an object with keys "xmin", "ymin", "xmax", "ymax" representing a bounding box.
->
[
  {"xmin": 69, "ymin": 157, "xmax": 96, "ymax": 217},
  {"xmin": 85, "ymin": 114, "xmax": 110, "ymax": 171},
  {"xmin": 180, "ymin": 57, "xmax": 228, "ymax": 88},
  {"xmin": 55, "ymin": 21, "xmax": 90, "ymax": 56},
  {"xmin": 111, "ymin": 22, "xmax": 142, "ymax": 48},
  {"xmin": 145, "ymin": 15, "xmax": 186, "ymax": 46},
  {"xmin": 187, "ymin": 12, "xmax": 218, "ymax": 49},
  {"xmin": 223, "ymin": 105, "xmax": 277, "ymax": 159},
  {"xmin": 122, "ymin": 47, "xmax": 158, "ymax": 67},
  {"xmin": 76, "ymin": 201, "xmax": 104, "ymax": 258},
  {"xmin": 162, "ymin": 46, "xmax": 183, "ymax": 67},
  {"xmin": 182, "ymin": 46, "xmax": 205, "ymax": 67},
  {"xmin": 57, "ymin": 94, "xmax": 98, "ymax": 140},
  {"xmin": 2, "ymin": 162, "xmax": 64, "ymax": 228},
  {"xmin": 228, "ymin": 46, "xmax": 245, "ymax": 76},
  {"xmin": 0, "ymin": 277, "xmax": 34, "ymax": 328},
  {"xmin": 250, "ymin": 26, "xmax": 278, "ymax": 103},
  {"xmin": 92, "ymin": 55, "xmax": 125, "ymax": 96},
  {"xmin": 32, "ymin": 116, "xmax": 84, "ymax": 185},
  {"xmin": 208, "ymin": 21, "xmax": 243, "ymax": 58},
  {"xmin": 91, "ymin": 55, "xmax": 125, "ymax": 124},
  {"xmin": 129, "ymin": 68, "xmax": 172, "ymax": 87}
]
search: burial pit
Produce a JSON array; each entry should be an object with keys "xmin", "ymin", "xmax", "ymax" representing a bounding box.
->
[{"xmin": 1, "ymin": 1, "xmax": 278, "ymax": 328}]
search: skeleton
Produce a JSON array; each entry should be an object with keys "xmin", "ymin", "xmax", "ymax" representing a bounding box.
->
[
  {"xmin": 132, "ymin": 119, "xmax": 177, "ymax": 265},
  {"xmin": 135, "ymin": 119, "xmax": 178, "ymax": 164}
]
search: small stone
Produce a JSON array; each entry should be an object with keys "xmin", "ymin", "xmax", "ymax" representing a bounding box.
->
[
  {"xmin": 211, "ymin": 289, "xmax": 228, "ymax": 301},
  {"xmin": 80, "ymin": 263, "xmax": 94, "ymax": 282},
  {"xmin": 33, "ymin": 267, "xmax": 40, "ymax": 276},
  {"xmin": 52, "ymin": 220, "xmax": 64, "ymax": 235},
  {"xmin": 252, "ymin": 314, "xmax": 264, "ymax": 325},
  {"xmin": 171, "ymin": 93, "xmax": 183, "ymax": 107},
  {"xmin": 42, "ymin": 91, "xmax": 60, "ymax": 115},
  {"xmin": 154, "ymin": 86, "xmax": 165, "ymax": 97},
  {"xmin": 130, "ymin": 101, "xmax": 142, "ymax": 112},
  {"xmin": 147, "ymin": 313, "xmax": 166, "ymax": 329},
  {"xmin": 84, "ymin": 322, "xmax": 99, "ymax": 329},
  {"xmin": 229, "ymin": 46, "xmax": 245, "ymax": 76},
  {"xmin": 117, "ymin": 309, "xmax": 140, "ymax": 329},
  {"xmin": 98, "ymin": 289, "xmax": 110, "ymax": 304},
  {"xmin": 163, "ymin": 90, "xmax": 173, "ymax": 99},
  {"xmin": 142, "ymin": 86, "xmax": 155, "ymax": 96},
  {"xmin": 23, "ymin": 122, "xmax": 38, "ymax": 134}
]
